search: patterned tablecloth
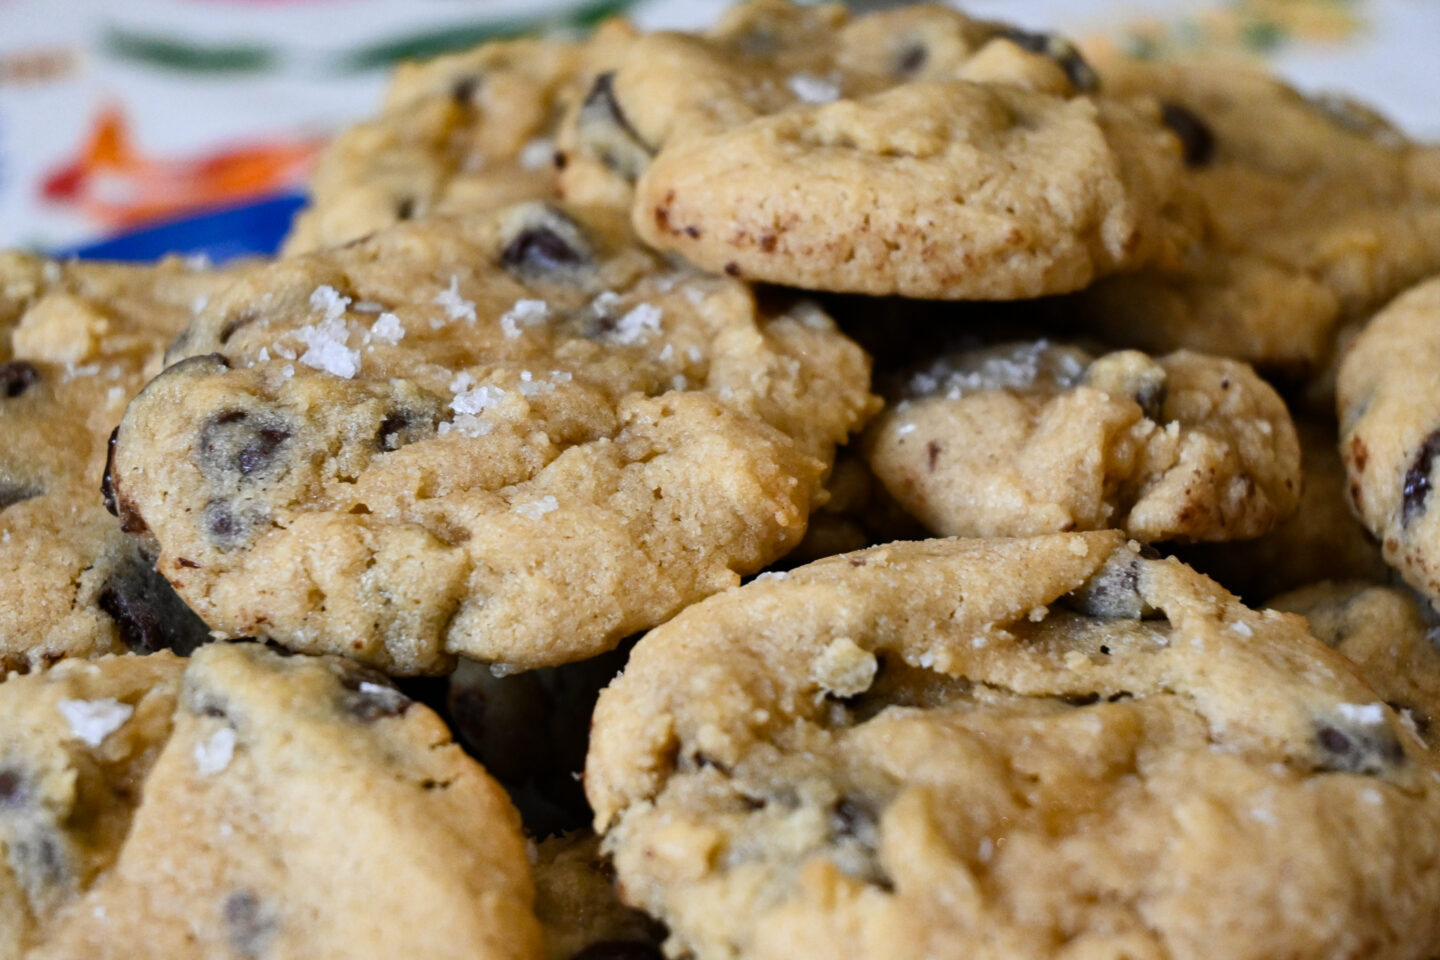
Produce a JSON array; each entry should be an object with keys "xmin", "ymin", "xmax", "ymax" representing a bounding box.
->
[{"xmin": 1, "ymin": 0, "xmax": 1436, "ymax": 256}]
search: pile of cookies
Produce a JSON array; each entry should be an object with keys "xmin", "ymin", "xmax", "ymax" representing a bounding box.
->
[{"xmin": 6, "ymin": 2, "xmax": 1440, "ymax": 958}]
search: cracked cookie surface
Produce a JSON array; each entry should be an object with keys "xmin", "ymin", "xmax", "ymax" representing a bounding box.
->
[
  {"xmin": 555, "ymin": 1, "xmax": 1198, "ymax": 299},
  {"xmin": 0, "ymin": 642, "xmax": 540, "ymax": 960},
  {"xmin": 112, "ymin": 205, "xmax": 876, "ymax": 674},
  {"xmin": 284, "ymin": 28, "xmax": 634, "ymax": 255},
  {"xmin": 864, "ymin": 341, "xmax": 1300, "ymax": 543},
  {"xmin": 1338, "ymin": 276, "xmax": 1440, "ymax": 608},
  {"xmin": 587, "ymin": 533, "xmax": 1440, "ymax": 960},
  {"xmin": 0, "ymin": 254, "xmax": 245, "ymax": 672},
  {"xmin": 1076, "ymin": 58, "xmax": 1440, "ymax": 375}
]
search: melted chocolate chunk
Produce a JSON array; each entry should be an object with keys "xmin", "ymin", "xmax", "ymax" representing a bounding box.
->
[
  {"xmin": 338, "ymin": 670, "xmax": 412, "ymax": 721},
  {"xmin": 997, "ymin": 27, "xmax": 1098, "ymax": 93},
  {"xmin": 101, "ymin": 426, "xmax": 121, "ymax": 517},
  {"xmin": 197, "ymin": 409, "xmax": 293, "ymax": 480},
  {"xmin": 1061, "ymin": 692, "xmax": 1101, "ymax": 707},
  {"xmin": 572, "ymin": 943, "xmax": 665, "ymax": 960},
  {"xmin": 218, "ymin": 311, "xmax": 259, "ymax": 345},
  {"xmin": 223, "ymin": 890, "xmax": 276, "ymax": 959},
  {"xmin": 575, "ymin": 72, "xmax": 653, "ymax": 180},
  {"xmin": 0, "ymin": 768, "xmax": 24, "ymax": 806},
  {"xmin": 499, "ymin": 205, "xmax": 592, "ymax": 281},
  {"xmin": 1160, "ymin": 102, "xmax": 1216, "ymax": 168},
  {"xmin": 396, "ymin": 196, "xmax": 417, "ymax": 220},
  {"xmin": 0, "ymin": 481, "xmax": 40, "ymax": 511},
  {"xmin": 1064, "ymin": 551, "xmax": 1162, "ymax": 620},
  {"xmin": 204, "ymin": 500, "xmax": 245, "ymax": 546},
  {"xmin": 451, "ymin": 74, "xmax": 481, "ymax": 105},
  {"xmin": 1315, "ymin": 713, "xmax": 1406, "ymax": 775},
  {"xmin": 98, "ymin": 543, "xmax": 212, "ymax": 656},
  {"xmin": 0, "ymin": 360, "xmax": 40, "ymax": 398},
  {"xmin": 1402, "ymin": 429, "xmax": 1440, "ymax": 528},
  {"xmin": 895, "ymin": 42, "xmax": 928, "ymax": 76}
]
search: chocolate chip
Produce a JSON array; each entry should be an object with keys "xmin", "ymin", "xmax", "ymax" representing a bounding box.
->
[
  {"xmin": 218, "ymin": 311, "xmax": 258, "ymax": 345},
  {"xmin": 571, "ymin": 942, "xmax": 664, "ymax": 960},
  {"xmin": 0, "ymin": 481, "xmax": 40, "ymax": 511},
  {"xmin": 1315, "ymin": 713, "xmax": 1406, "ymax": 775},
  {"xmin": 396, "ymin": 196, "xmax": 416, "ymax": 220},
  {"xmin": 895, "ymin": 43, "xmax": 927, "ymax": 76},
  {"xmin": 1402, "ymin": 429, "xmax": 1440, "ymax": 528},
  {"xmin": 101, "ymin": 427, "xmax": 121, "ymax": 517},
  {"xmin": 831, "ymin": 795, "xmax": 878, "ymax": 842},
  {"xmin": 0, "ymin": 360, "xmax": 40, "ymax": 398},
  {"xmin": 998, "ymin": 27, "xmax": 1098, "ymax": 93},
  {"xmin": 498, "ymin": 204, "xmax": 592, "ymax": 279},
  {"xmin": 451, "ymin": 74, "xmax": 480, "ymax": 105},
  {"xmin": 376, "ymin": 412, "xmax": 410, "ymax": 450},
  {"xmin": 1060, "ymin": 692, "xmax": 1100, "ymax": 706},
  {"xmin": 575, "ymin": 72, "xmax": 653, "ymax": 180},
  {"xmin": 0, "ymin": 768, "xmax": 24, "ymax": 806},
  {"xmin": 337, "ymin": 671, "xmax": 412, "ymax": 721},
  {"xmin": 1160, "ymin": 102, "xmax": 1216, "ymax": 167},
  {"xmin": 1064, "ymin": 550, "xmax": 1161, "ymax": 620},
  {"xmin": 98, "ymin": 542, "xmax": 211, "ymax": 656},
  {"xmin": 926, "ymin": 440, "xmax": 942, "ymax": 473},
  {"xmin": 223, "ymin": 890, "xmax": 276, "ymax": 959},
  {"xmin": 197, "ymin": 409, "xmax": 292, "ymax": 481},
  {"xmin": 1133, "ymin": 378, "xmax": 1168, "ymax": 422},
  {"xmin": 204, "ymin": 500, "xmax": 244, "ymax": 545}
]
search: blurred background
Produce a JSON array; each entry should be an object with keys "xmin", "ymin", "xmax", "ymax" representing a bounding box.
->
[{"xmin": 1, "ymin": 0, "xmax": 1436, "ymax": 259}]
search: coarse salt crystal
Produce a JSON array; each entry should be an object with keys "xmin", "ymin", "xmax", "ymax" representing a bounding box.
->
[
  {"xmin": 1335, "ymin": 702, "xmax": 1388, "ymax": 725},
  {"xmin": 787, "ymin": 71, "xmax": 842, "ymax": 104},
  {"xmin": 370, "ymin": 312, "xmax": 404, "ymax": 344},
  {"xmin": 611, "ymin": 303, "xmax": 663, "ymax": 345},
  {"xmin": 451, "ymin": 384, "xmax": 507, "ymax": 416},
  {"xmin": 500, "ymin": 298, "xmax": 549, "ymax": 339},
  {"xmin": 519, "ymin": 137, "xmax": 555, "ymax": 171},
  {"xmin": 309, "ymin": 284, "xmax": 351, "ymax": 321},
  {"xmin": 194, "ymin": 726, "xmax": 236, "ymax": 776},
  {"xmin": 438, "ymin": 415, "xmax": 494, "ymax": 438},
  {"xmin": 514, "ymin": 495, "xmax": 559, "ymax": 519},
  {"xmin": 433, "ymin": 275, "xmax": 477, "ymax": 324},
  {"xmin": 57, "ymin": 698, "xmax": 132, "ymax": 747}
]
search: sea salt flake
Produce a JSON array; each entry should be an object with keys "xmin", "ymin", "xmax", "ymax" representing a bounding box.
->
[
  {"xmin": 1230, "ymin": 621, "xmax": 1253, "ymax": 637},
  {"xmin": 194, "ymin": 726, "xmax": 236, "ymax": 776},
  {"xmin": 256, "ymin": 347, "xmax": 270, "ymax": 363},
  {"xmin": 519, "ymin": 137, "xmax": 555, "ymax": 171},
  {"xmin": 451, "ymin": 384, "xmax": 507, "ymax": 416},
  {"xmin": 500, "ymin": 298, "xmax": 549, "ymax": 339},
  {"xmin": 370, "ymin": 312, "xmax": 404, "ymax": 344},
  {"xmin": 433, "ymin": 275, "xmax": 477, "ymax": 324},
  {"xmin": 787, "ymin": 71, "xmax": 842, "ymax": 104},
  {"xmin": 309, "ymin": 284, "xmax": 351, "ymax": 321},
  {"xmin": 57, "ymin": 698, "xmax": 132, "ymax": 747},
  {"xmin": 1335, "ymin": 702, "xmax": 1388, "ymax": 725},
  {"xmin": 611, "ymin": 303, "xmax": 663, "ymax": 345},
  {"xmin": 514, "ymin": 495, "xmax": 559, "ymax": 519},
  {"xmin": 438, "ymin": 415, "xmax": 494, "ymax": 438}
]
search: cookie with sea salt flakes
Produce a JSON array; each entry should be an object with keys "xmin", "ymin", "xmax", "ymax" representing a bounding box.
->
[
  {"xmin": 283, "ymin": 26, "xmax": 635, "ymax": 255},
  {"xmin": 1338, "ymin": 276, "xmax": 1440, "ymax": 610},
  {"xmin": 586, "ymin": 533, "xmax": 1440, "ymax": 960},
  {"xmin": 111, "ymin": 203, "xmax": 877, "ymax": 675},
  {"xmin": 554, "ymin": 0, "xmax": 1199, "ymax": 299},
  {"xmin": 864, "ymin": 340, "xmax": 1300, "ymax": 543},
  {"xmin": 1, "ymin": 642, "xmax": 542, "ymax": 960},
  {"xmin": 1270, "ymin": 581, "xmax": 1440, "ymax": 747},
  {"xmin": 0, "ymin": 253, "xmax": 246, "ymax": 673},
  {"xmin": 1074, "ymin": 57, "xmax": 1440, "ymax": 375}
]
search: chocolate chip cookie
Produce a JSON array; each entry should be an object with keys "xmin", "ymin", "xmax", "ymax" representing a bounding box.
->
[
  {"xmin": 0, "ymin": 254, "xmax": 245, "ymax": 672},
  {"xmin": 2, "ymin": 642, "xmax": 541, "ymax": 960},
  {"xmin": 284, "ymin": 27, "xmax": 635, "ymax": 255},
  {"xmin": 1338, "ymin": 275, "xmax": 1440, "ymax": 608},
  {"xmin": 111, "ymin": 204, "xmax": 878, "ymax": 674},
  {"xmin": 864, "ymin": 341, "xmax": 1300, "ymax": 543},
  {"xmin": 556, "ymin": 1, "xmax": 1199, "ymax": 299},
  {"xmin": 587, "ymin": 533, "xmax": 1440, "ymax": 960},
  {"xmin": 1076, "ymin": 58, "xmax": 1440, "ymax": 375},
  {"xmin": 1176, "ymin": 418, "xmax": 1386, "ymax": 601},
  {"xmin": 1271, "ymin": 580, "xmax": 1440, "ymax": 750}
]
